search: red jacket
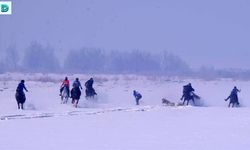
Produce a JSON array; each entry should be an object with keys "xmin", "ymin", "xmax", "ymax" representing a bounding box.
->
[{"xmin": 61, "ymin": 80, "xmax": 70, "ymax": 87}]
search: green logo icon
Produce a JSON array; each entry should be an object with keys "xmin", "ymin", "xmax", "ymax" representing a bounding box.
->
[{"xmin": 1, "ymin": 4, "xmax": 9, "ymax": 12}]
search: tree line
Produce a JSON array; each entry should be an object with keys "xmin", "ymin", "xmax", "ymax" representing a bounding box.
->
[{"xmin": 0, "ymin": 42, "xmax": 250, "ymax": 80}]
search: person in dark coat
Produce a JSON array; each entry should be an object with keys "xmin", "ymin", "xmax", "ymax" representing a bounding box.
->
[
  {"xmin": 225, "ymin": 86, "xmax": 241, "ymax": 107},
  {"xmin": 85, "ymin": 78, "xmax": 94, "ymax": 90},
  {"xmin": 133, "ymin": 90, "xmax": 142, "ymax": 105},
  {"xmin": 71, "ymin": 78, "xmax": 82, "ymax": 100},
  {"xmin": 180, "ymin": 83, "xmax": 195, "ymax": 100},
  {"xmin": 72, "ymin": 78, "xmax": 82, "ymax": 90},
  {"xmin": 15, "ymin": 80, "xmax": 28, "ymax": 109},
  {"xmin": 85, "ymin": 78, "xmax": 97, "ymax": 97}
]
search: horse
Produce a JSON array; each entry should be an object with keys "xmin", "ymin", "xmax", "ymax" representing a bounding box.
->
[
  {"xmin": 61, "ymin": 86, "xmax": 69, "ymax": 104},
  {"xmin": 225, "ymin": 94, "xmax": 239, "ymax": 108},
  {"xmin": 181, "ymin": 92, "xmax": 200, "ymax": 106},
  {"xmin": 71, "ymin": 87, "xmax": 81, "ymax": 108},
  {"xmin": 85, "ymin": 88, "xmax": 97, "ymax": 99},
  {"xmin": 15, "ymin": 92, "xmax": 26, "ymax": 109}
]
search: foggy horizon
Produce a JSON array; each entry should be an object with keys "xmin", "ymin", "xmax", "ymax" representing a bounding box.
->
[{"xmin": 1, "ymin": 0, "xmax": 250, "ymax": 70}]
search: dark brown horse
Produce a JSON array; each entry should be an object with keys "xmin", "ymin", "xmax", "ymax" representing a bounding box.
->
[
  {"xmin": 71, "ymin": 87, "xmax": 81, "ymax": 108},
  {"xmin": 15, "ymin": 92, "xmax": 26, "ymax": 109},
  {"xmin": 181, "ymin": 92, "xmax": 200, "ymax": 106}
]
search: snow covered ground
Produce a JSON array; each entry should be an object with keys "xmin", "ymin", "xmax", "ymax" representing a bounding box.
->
[{"xmin": 0, "ymin": 73, "xmax": 250, "ymax": 150}]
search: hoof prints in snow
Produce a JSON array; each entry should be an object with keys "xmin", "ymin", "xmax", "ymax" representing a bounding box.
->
[{"xmin": 0, "ymin": 106, "xmax": 163, "ymax": 121}]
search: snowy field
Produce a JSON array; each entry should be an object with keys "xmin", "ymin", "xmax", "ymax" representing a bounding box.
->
[{"xmin": 0, "ymin": 73, "xmax": 250, "ymax": 150}]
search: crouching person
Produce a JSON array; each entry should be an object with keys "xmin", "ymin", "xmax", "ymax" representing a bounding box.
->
[{"xmin": 133, "ymin": 90, "xmax": 142, "ymax": 105}]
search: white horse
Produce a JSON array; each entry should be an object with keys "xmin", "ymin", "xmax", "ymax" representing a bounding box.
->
[{"xmin": 61, "ymin": 86, "xmax": 69, "ymax": 104}]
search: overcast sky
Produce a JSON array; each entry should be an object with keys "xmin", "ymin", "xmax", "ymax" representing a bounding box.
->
[{"xmin": 0, "ymin": 0, "xmax": 250, "ymax": 69}]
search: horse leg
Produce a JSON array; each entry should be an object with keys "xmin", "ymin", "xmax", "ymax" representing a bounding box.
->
[
  {"xmin": 187, "ymin": 100, "xmax": 189, "ymax": 106},
  {"xmin": 73, "ymin": 99, "xmax": 78, "ymax": 108},
  {"xmin": 20, "ymin": 103, "xmax": 24, "ymax": 109},
  {"xmin": 228, "ymin": 102, "xmax": 231, "ymax": 107},
  {"xmin": 185, "ymin": 100, "xmax": 188, "ymax": 105},
  {"xmin": 60, "ymin": 87, "xmax": 63, "ymax": 95},
  {"xmin": 73, "ymin": 99, "xmax": 76, "ymax": 107},
  {"xmin": 75, "ymin": 99, "xmax": 79, "ymax": 108},
  {"xmin": 61, "ymin": 96, "xmax": 63, "ymax": 104},
  {"xmin": 136, "ymin": 99, "xmax": 139, "ymax": 105},
  {"xmin": 182, "ymin": 100, "xmax": 185, "ymax": 105},
  {"xmin": 65, "ymin": 96, "xmax": 68, "ymax": 104},
  {"xmin": 17, "ymin": 102, "xmax": 20, "ymax": 109}
]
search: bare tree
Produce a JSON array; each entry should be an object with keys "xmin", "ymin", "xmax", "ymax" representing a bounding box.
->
[{"xmin": 22, "ymin": 42, "xmax": 60, "ymax": 73}]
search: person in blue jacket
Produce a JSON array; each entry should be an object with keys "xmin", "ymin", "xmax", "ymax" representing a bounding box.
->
[{"xmin": 133, "ymin": 90, "xmax": 142, "ymax": 105}]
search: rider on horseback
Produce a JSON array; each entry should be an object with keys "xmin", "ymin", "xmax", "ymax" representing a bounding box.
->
[
  {"xmin": 60, "ymin": 77, "xmax": 70, "ymax": 97},
  {"xmin": 71, "ymin": 78, "xmax": 82, "ymax": 107},
  {"xmin": 85, "ymin": 78, "xmax": 97, "ymax": 97},
  {"xmin": 181, "ymin": 83, "xmax": 194, "ymax": 100},
  {"xmin": 225, "ymin": 86, "xmax": 241, "ymax": 107},
  {"xmin": 16, "ymin": 80, "xmax": 28, "ymax": 109},
  {"xmin": 71, "ymin": 77, "xmax": 82, "ymax": 98},
  {"xmin": 180, "ymin": 83, "xmax": 196, "ymax": 105}
]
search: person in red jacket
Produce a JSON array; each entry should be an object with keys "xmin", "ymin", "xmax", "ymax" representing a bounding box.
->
[{"xmin": 60, "ymin": 77, "xmax": 70, "ymax": 97}]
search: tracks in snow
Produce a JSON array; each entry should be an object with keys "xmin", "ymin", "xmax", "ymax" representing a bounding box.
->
[
  {"xmin": 0, "ymin": 105, "xmax": 158, "ymax": 121},
  {"xmin": 0, "ymin": 105, "xmax": 190, "ymax": 121}
]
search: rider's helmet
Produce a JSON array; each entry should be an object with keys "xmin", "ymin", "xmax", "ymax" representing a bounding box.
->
[
  {"xmin": 65, "ymin": 77, "xmax": 68, "ymax": 80},
  {"xmin": 21, "ymin": 80, "xmax": 25, "ymax": 83},
  {"xmin": 76, "ymin": 78, "xmax": 79, "ymax": 81}
]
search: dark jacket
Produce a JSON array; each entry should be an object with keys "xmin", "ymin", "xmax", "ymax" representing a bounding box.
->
[
  {"xmin": 85, "ymin": 79, "xmax": 94, "ymax": 89},
  {"xmin": 226, "ymin": 87, "xmax": 240, "ymax": 103},
  {"xmin": 16, "ymin": 82, "xmax": 28, "ymax": 93},
  {"xmin": 183, "ymin": 84, "xmax": 194, "ymax": 95},
  {"xmin": 73, "ymin": 80, "xmax": 82, "ymax": 89},
  {"xmin": 133, "ymin": 91, "xmax": 142, "ymax": 100}
]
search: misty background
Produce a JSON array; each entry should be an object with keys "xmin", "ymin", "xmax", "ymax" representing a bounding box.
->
[{"xmin": 0, "ymin": 0, "xmax": 250, "ymax": 79}]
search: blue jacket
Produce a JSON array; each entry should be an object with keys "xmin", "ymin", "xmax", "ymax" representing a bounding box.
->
[
  {"xmin": 16, "ymin": 83, "xmax": 28, "ymax": 93},
  {"xmin": 133, "ymin": 91, "xmax": 142, "ymax": 100},
  {"xmin": 73, "ymin": 80, "xmax": 82, "ymax": 89}
]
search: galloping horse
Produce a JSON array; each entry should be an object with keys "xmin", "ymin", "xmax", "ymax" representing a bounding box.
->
[
  {"xmin": 85, "ymin": 88, "xmax": 97, "ymax": 99},
  {"xmin": 61, "ymin": 86, "xmax": 69, "ymax": 104},
  {"xmin": 182, "ymin": 92, "xmax": 200, "ymax": 106},
  {"xmin": 15, "ymin": 92, "xmax": 26, "ymax": 109},
  {"xmin": 71, "ymin": 87, "xmax": 81, "ymax": 108},
  {"xmin": 225, "ymin": 94, "xmax": 239, "ymax": 107}
]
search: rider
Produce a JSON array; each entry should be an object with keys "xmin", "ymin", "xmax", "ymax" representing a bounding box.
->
[
  {"xmin": 85, "ymin": 78, "xmax": 97, "ymax": 96},
  {"xmin": 180, "ymin": 83, "xmax": 195, "ymax": 101},
  {"xmin": 225, "ymin": 86, "xmax": 241, "ymax": 105},
  {"xmin": 16, "ymin": 80, "xmax": 28, "ymax": 109},
  {"xmin": 16, "ymin": 80, "xmax": 28, "ymax": 93},
  {"xmin": 60, "ymin": 77, "xmax": 70, "ymax": 97},
  {"xmin": 72, "ymin": 78, "xmax": 83, "ymax": 90},
  {"xmin": 71, "ymin": 78, "xmax": 82, "ymax": 102}
]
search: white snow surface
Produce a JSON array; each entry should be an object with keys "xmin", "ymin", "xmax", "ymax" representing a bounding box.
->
[{"xmin": 0, "ymin": 73, "xmax": 250, "ymax": 150}]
